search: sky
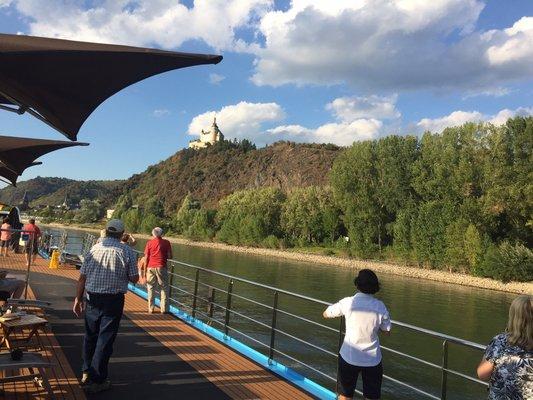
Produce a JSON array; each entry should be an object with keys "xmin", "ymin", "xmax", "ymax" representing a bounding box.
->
[{"xmin": 0, "ymin": 0, "xmax": 532, "ymax": 183}]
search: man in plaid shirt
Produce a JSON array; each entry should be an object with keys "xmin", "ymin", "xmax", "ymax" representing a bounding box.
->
[{"xmin": 73, "ymin": 219, "xmax": 138, "ymax": 393}]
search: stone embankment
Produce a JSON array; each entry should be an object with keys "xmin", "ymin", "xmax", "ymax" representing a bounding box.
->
[{"xmin": 47, "ymin": 223, "xmax": 532, "ymax": 295}]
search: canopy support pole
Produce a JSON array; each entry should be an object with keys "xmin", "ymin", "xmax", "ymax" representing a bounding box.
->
[
  {"xmin": 0, "ymin": 176, "xmax": 14, "ymax": 186},
  {"xmin": 0, "ymin": 90, "xmax": 70, "ymax": 139}
]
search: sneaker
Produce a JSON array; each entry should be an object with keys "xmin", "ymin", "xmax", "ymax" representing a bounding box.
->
[
  {"xmin": 85, "ymin": 380, "xmax": 111, "ymax": 394},
  {"xmin": 80, "ymin": 372, "xmax": 90, "ymax": 386}
]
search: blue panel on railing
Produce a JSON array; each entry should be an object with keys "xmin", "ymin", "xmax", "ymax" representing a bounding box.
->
[{"xmin": 128, "ymin": 283, "xmax": 336, "ymax": 400}]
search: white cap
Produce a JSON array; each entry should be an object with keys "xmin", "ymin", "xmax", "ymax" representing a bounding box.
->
[{"xmin": 106, "ymin": 219, "xmax": 125, "ymax": 233}]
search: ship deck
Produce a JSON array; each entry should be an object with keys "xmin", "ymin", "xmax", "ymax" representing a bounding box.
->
[{"xmin": 0, "ymin": 254, "xmax": 314, "ymax": 399}]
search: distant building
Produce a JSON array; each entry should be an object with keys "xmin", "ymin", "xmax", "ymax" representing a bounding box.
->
[
  {"xmin": 59, "ymin": 195, "xmax": 70, "ymax": 210},
  {"xmin": 189, "ymin": 117, "xmax": 224, "ymax": 149},
  {"xmin": 19, "ymin": 190, "xmax": 29, "ymax": 211}
]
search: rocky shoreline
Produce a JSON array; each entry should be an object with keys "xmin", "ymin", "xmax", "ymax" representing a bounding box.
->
[{"xmin": 47, "ymin": 223, "xmax": 532, "ymax": 295}]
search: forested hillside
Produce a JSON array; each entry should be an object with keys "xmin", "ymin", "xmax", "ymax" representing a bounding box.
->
[
  {"xmin": 121, "ymin": 140, "xmax": 340, "ymax": 212},
  {"xmin": 114, "ymin": 117, "xmax": 532, "ymax": 282},
  {"xmin": 0, "ymin": 177, "xmax": 123, "ymax": 208}
]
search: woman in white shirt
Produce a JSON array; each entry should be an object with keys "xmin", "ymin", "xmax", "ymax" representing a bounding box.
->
[{"xmin": 323, "ymin": 269, "xmax": 391, "ymax": 400}]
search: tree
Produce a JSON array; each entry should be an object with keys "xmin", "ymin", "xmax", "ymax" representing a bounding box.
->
[
  {"xmin": 113, "ymin": 193, "xmax": 133, "ymax": 219},
  {"xmin": 217, "ymin": 187, "xmax": 285, "ymax": 245},
  {"xmin": 411, "ymin": 201, "xmax": 455, "ymax": 268},
  {"xmin": 75, "ymin": 199, "xmax": 104, "ymax": 223},
  {"xmin": 281, "ymin": 186, "xmax": 340, "ymax": 244},
  {"xmin": 123, "ymin": 208, "xmax": 142, "ymax": 232},
  {"xmin": 173, "ymin": 195, "xmax": 200, "ymax": 234}
]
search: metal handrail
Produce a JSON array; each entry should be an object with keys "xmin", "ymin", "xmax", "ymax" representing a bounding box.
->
[
  {"xmin": 162, "ymin": 248, "xmax": 490, "ymax": 399},
  {"xmin": 48, "ymin": 231, "xmax": 490, "ymax": 399}
]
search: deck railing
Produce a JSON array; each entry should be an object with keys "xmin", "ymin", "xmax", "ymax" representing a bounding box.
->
[{"xmin": 41, "ymin": 230, "xmax": 489, "ymax": 400}]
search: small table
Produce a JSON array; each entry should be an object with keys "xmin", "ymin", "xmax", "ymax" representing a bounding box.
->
[{"xmin": 0, "ymin": 314, "xmax": 48, "ymax": 349}]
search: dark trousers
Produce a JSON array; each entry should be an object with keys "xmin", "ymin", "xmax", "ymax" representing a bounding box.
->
[{"xmin": 82, "ymin": 292, "xmax": 125, "ymax": 383}]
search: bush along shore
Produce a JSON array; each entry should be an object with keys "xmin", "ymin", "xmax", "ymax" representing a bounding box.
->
[
  {"xmin": 46, "ymin": 223, "xmax": 532, "ymax": 295},
  {"xmin": 38, "ymin": 118, "xmax": 532, "ymax": 287}
]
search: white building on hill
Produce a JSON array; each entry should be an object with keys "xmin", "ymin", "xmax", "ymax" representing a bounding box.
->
[{"xmin": 189, "ymin": 117, "xmax": 224, "ymax": 149}]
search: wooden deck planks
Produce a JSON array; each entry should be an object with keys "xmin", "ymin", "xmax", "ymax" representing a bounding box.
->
[
  {"xmin": 0, "ymin": 278, "xmax": 87, "ymax": 400},
  {"xmin": 0, "ymin": 253, "xmax": 314, "ymax": 400}
]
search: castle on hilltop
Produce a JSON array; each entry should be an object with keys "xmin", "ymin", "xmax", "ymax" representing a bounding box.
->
[{"xmin": 189, "ymin": 117, "xmax": 224, "ymax": 149}]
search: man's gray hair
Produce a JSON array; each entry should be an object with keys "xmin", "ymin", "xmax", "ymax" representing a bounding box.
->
[{"xmin": 152, "ymin": 227, "xmax": 163, "ymax": 238}]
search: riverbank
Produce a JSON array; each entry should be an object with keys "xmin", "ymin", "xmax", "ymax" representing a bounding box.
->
[{"xmin": 46, "ymin": 223, "xmax": 532, "ymax": 295}]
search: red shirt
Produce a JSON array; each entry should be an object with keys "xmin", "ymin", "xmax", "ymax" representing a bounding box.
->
[
  {"xmin": 144, "ymin": 237, "xmax": 171, "ymax": 268},
  {"xmin": 22, "ymin": 223, "xmax": 41, "ymax": 241}
]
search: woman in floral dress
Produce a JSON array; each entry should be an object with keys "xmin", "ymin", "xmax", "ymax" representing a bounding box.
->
[{"xmin": 477, "ymin": 295, "xmax": 532, "ymax": 399}]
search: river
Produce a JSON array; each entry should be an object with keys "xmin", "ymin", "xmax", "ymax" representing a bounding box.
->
[{"xmin": 56, "ymin": 229, "xmax": 516, "ymax": 399}]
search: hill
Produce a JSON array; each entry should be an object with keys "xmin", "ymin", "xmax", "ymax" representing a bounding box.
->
[
  {"xmin": 0, "ymin": 141, "xmax": 341, "ymax": 213},
  {"xmin": 0, "ymin": 177, "xmax": 123, "ymax": 208},
  {"xmin": 123, "ymin": 141, "xmax": 341, "ymax": 213}
]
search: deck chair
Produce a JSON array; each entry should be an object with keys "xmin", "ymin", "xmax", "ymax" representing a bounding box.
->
[{"xmin": 0, "ymin": 351, "xmax": 55, "ymax": 399}]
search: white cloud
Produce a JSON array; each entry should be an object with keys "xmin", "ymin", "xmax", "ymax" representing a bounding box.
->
[
  {"xmin": 264, "ymin": 94, "xmax": 388, "ymax": 146},
  {"xmin": 417, "ymin": 111, "xmax": 484, "ymax": 132},
  {"xmin": 0, "ymin": 0, "xmax": 12, "ymax": 8},
  {"xmin": 209, "ymin": 73, "xmax": 226, "ymax": 85},
  {"xmin": 187, "ymin": 101, "xmax": 285, "ymax": 140},
  {"xmin": 267, "ymin": 119, "xmax": 382, "ymax": 146},
  {"xmin": 153, "ymin": 108, "xmax": 171, "ymax": 117},
  {"xmin": 187, "ymin": 98, "xmax": 384, "ymax": 146},
  {"xmin": 462, "ymin": 87, "xmax": 513, "ymax": 99},
  {"xmin": 417, "ymin": 107, "xmax": 533, "ymax": 132},
  {"xmin": 488, "ymin": 107, "xmax": 533, "ymax": 125},
  {"xmin": 326, "ymin": 95, "xmax": 400, "ymax": 121},
  {"xmin": 7, "ymin": 1, "xmax": 531, "ymax": 93},
  {"xmin": 250, "ymin": 1, "xmax": 533, "ymax": 91},
  {"xmin": 10, "ymin": 0, "xmax": 273, "ymax": 50}
]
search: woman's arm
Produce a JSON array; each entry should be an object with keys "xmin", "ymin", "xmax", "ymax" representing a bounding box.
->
[{"xmin": 477, "ymin": 359, "xmax": 495, "ymax": 381}]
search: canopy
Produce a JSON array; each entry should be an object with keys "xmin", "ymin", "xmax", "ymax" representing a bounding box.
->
[
  {"xmin": 0, "ymin": 161, "xmax": 41, "ymax": 186},
  {"xmin": 0, "ymin": 33, "xmax": 223, "ymax": 140},
  {"xmin": 0, "ymin": 135, "xmax": 88, "ymax": 184}
]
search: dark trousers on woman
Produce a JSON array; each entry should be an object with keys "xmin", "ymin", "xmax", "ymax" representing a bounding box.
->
[{"xmin": 82, "ymin": 292, "xmax": 125, "ymax": 383}]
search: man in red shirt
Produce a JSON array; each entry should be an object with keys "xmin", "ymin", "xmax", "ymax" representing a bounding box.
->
[
  {"xmin": 142, "ymin": 227, "xmax": 172, "ymax": 313},
  {"xmin": 22, "ymin": 218, "xmax": 41, "ymax": 265}
]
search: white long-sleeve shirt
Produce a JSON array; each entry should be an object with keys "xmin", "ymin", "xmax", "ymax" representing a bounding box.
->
[{"xmin": 325, "ymin": 292, "xmax": 391, "ymax": 366}]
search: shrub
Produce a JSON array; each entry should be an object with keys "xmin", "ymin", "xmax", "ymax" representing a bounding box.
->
[
  {"xmin": 262, "ymin": 235, "xmax": 281, "ymax": 249},
  {"xmin": 480, "ymin": 242, "xmax": 533, "ymax": 282}
]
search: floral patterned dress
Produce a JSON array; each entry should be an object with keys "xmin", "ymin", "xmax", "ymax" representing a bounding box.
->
[{"xmin": 484, "ymin": 333, "xmax": 533, "ymax": 399}]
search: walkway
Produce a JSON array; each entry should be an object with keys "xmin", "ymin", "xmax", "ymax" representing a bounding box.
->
[{"xmin": 0, "ymin": 254, "xmax": 314, "ymax": 399}]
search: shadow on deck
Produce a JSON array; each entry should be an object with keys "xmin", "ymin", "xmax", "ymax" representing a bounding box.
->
[{"xmin": 0, "ymin": 254, "xmax": 313, "ymax": 399}]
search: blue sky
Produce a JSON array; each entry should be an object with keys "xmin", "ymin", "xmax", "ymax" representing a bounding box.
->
[{"xmin": 0, "ymin": 0, "xmax": 531, "ymax": 183}]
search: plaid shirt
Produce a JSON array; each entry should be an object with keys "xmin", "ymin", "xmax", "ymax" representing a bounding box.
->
[{"xmin": 80, "ymin": 237, "xmax": 138, "ymax": 294}]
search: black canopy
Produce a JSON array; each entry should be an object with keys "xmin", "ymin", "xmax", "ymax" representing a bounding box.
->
[
  {"xmin": 0, "ymin": 33, "xmax": 223, "ymax": 140},
  {"xmin": 0, "ymin": 161, "xmax": 41, "ymax": 186},
  {"xmin": 0, "ymin": 135, "xmax": 88, "ymax": 183}
]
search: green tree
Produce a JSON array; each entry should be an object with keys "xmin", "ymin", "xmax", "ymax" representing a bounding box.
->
[
  {"xmin": 140, "ymin": 213, "xmax": 160, "ymax": 234},
  {"xmin": 281, "ymin": 186, "xmax": 340, "ymax": 245},
  {"xmin": 463, "ymin": 224, "xmax": 485, "ymax": 274},
  {"xmin": 122, "ymin": 208, "xmax": 142, "ymax": 232},
  {"xmin": 173, "ymin": 195, "xmax": 200, "ymax": 234},
  {"xmin": 113, "ymin": 193, "xmax": 133, "ymax": 219},
  {"xmin": 187, "ymin": 209, "xmax": 217, "ymax": 240},
  {"xmin": 411, "ymin": 201, "xmax": 455, "ymax": 268},
  {"xmin": 75, "ymin": 199, "xmax": 104, "ymax": 223},
  {"xmin": 217, "ymin": 187, "xmax": 285, "ymax": 245}
]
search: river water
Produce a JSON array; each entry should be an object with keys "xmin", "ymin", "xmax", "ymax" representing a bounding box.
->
[{"xmin": 58, "ymin": 229, "xmax": 516, "ymax": 399}]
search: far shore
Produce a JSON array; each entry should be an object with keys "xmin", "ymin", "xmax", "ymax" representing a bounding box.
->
[{"xmin": 45, "ymin": 222, "xmax": 532, "ymax": 295}]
